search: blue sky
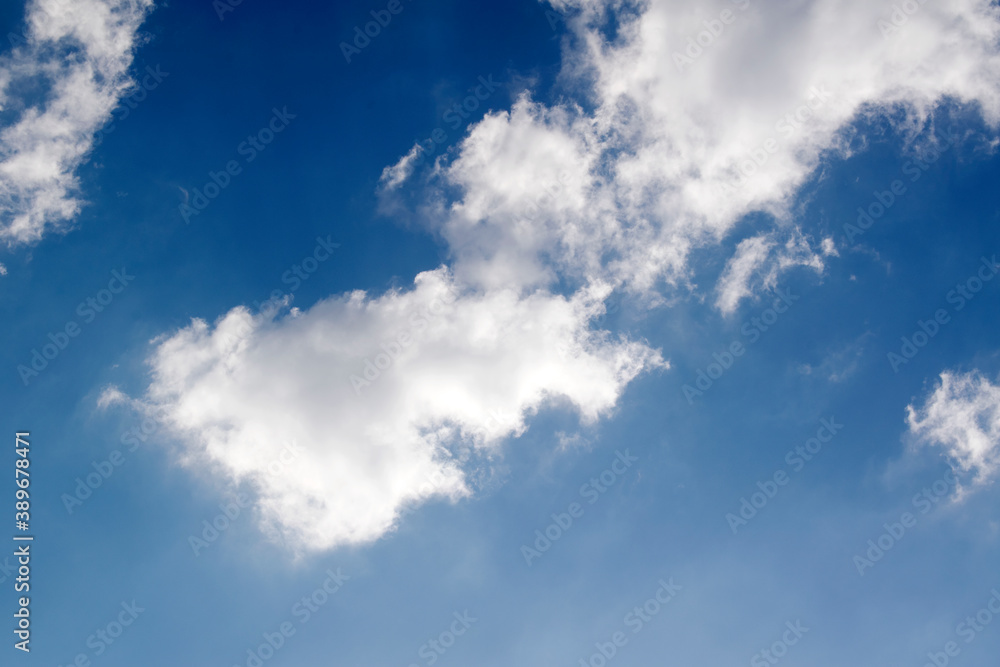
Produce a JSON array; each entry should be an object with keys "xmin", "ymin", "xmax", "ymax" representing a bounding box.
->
[{"xmin": 2, "ymin": 0, "xmax": 1000, "ymax": 666}]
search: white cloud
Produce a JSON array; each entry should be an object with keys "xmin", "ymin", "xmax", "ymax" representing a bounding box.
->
[
  {"xmin": 907, "ymin": 370, "xmax": 1000, "ymax": 489},
  {"xmin": 133, "ymin": 268, "xmax": 665, "ymax": 553},
  {"xmin": 0, "ymin": 0, "xmax": 153, "ymax": 244},
  {"xmin": 378, "ymin": 143, "xmax": 422, "ymax": 191},
  {"xmin": 715, "ymin": 235, "xmax": 775, "ymax": 314},
  {"xmin": 556, "ymin": 430, "xmax": 590, "ymax": 452},
  {"xmin": 715, "ymin": 230, "xmax": 825, "ymax": 314},
  {"xmin": 97, "ymin": 384, "xmax": 129, "ymax": 409},
  {"xmin": 134, "ymin": 0, "xmax": 1000, "ymax": 553},
  {"xmin": 386, "ymin": 0, "xmax": 1000, "ymax": 304}
]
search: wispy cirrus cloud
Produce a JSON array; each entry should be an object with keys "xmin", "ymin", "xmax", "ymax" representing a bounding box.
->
[{"xmin": 715, "ymin": 230, "xmax": 827, "ymax": 315}]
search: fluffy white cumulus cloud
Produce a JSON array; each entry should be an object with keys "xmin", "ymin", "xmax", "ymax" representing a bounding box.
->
[
  {"xmin": 132, "ymin": 0, "xmax": 1000, "ymax": 553},
  {"xmin": 388, "ymin": 0, "xmax": 1000, "ymax": 306},
  {"xmin": 130, "ymin": 268, "xmax": 664, "ymax": 552},
  {"xmin": 907, "ymin": 371, "xmax": 1000, "ymax": 489},
  {"xmin": 0, "ymin": 0, "xmax": 153, "ymax": 244}
]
